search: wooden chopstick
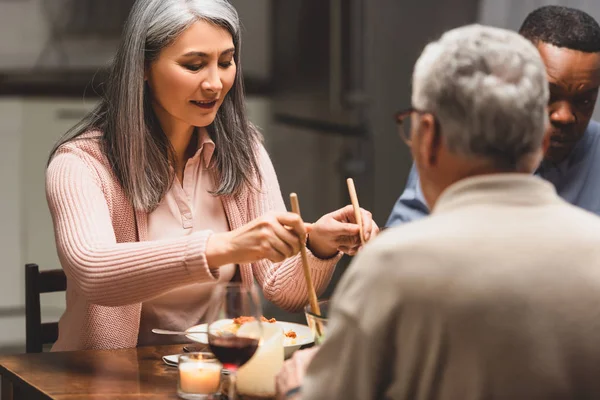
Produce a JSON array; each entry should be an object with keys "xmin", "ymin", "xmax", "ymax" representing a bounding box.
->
[
  {"xmin": 289, "ymin": 193, "xmax": 325, "ymax": 338},
  {"xmin": 289, "ymin": 193, "xmax": 322, "ymax": 317},
  {"xmin": 346, "ymin": 178, "xmax": 365, "ymax": 246}
]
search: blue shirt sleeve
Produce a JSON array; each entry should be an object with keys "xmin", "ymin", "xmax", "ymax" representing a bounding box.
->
[{"xmin": 385, "ymin": 164, "xmax": 430, "ymax": 227}]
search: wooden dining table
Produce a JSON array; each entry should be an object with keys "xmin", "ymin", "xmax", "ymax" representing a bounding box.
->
[{"xmin": 0, "ymin": 344, "xmax": 271, "ymax": 400}]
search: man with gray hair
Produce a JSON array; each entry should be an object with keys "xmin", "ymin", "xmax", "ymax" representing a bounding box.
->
[
  {"xmin": 387, "ymin": 5, "xmax": 600, "ymax": 226},
  {"xmin": 277, "ymin": 24, "xmax": 600, "ymax": 400}
]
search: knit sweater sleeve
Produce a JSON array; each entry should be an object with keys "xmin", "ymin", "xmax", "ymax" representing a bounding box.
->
[
  {"xmin": 250, "ymin": 145, "xmax": 342, "ymax": 312},
  {"xmin": 46, "ymin": 148, "xmax": 218, "ymax": 307}
]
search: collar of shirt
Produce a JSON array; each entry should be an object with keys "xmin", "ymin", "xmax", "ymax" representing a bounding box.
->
[{"xmin": 188, "ymin": 128, "xmax": 216, "ymax": 169}]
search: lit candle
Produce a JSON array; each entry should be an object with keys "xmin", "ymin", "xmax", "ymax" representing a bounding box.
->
[
  {"xmin": 237, "ymin": 322, "xmax": 284, "ymax": 397},
  {"xmin": 178, "ymin": 353, "xmax": 222, "ymax": 398}
]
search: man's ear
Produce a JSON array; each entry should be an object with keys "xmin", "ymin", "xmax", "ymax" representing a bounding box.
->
[{"xmin": 417, "ymin": 114, "xmax": 441, "ymax": 168}]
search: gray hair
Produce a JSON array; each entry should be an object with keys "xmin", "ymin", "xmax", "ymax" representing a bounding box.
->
[
  {"xmin": 49, "ymin": 0, "xmax": 261, "ymax": 211},
  {"xmin": 412, "ymin": 24, "xmax": 549, "ymax": 169}
]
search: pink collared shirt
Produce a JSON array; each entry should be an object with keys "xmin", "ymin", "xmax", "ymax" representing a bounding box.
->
[
  {"xmin": 137, "ymin": 131, "xmax": 235, "ymax": 346},
  {"xmin": 46, "ymin": 131, "xmax": 341, "ymax": 351}
]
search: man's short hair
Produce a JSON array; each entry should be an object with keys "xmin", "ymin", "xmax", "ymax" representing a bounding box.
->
[{"xmin": 519, "ymin": 6, "xmax": 600, "ymax": 52}]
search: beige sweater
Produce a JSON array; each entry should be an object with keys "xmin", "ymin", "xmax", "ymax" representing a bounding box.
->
[
  {"xmin": 303, "ymin": 174, "xmax": 600, "ymax": 400},
  {"xmin": 46, "ymin": 133, "xmax": 340, "ymax": 351}
]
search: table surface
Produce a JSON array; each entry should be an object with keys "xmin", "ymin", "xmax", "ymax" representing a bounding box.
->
[{"xmin": 0, "ymin": 344, "xmax": 269, "ymax": 400}]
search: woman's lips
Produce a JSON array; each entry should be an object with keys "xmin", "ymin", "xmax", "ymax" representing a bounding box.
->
[{"xmin": 190, "ymin": 99, "xmax": 218, "ymax": 109}]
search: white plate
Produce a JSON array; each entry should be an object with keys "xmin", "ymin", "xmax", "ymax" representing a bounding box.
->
[
  {"xmin": 186, "ymin": 320, "xmax": 313, "ymax": 359},
  {"xmin": 162, "ymin": 354, "xmax": 180, "ymax": 367}
]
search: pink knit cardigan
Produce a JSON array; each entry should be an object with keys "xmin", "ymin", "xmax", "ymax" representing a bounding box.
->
[{"xmin": 46, "ymin": 133, "xmax": 340, "ymax": 351}]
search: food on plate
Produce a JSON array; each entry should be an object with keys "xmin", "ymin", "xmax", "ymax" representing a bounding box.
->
[
  {"xmin": 214, "ymin": 316, "xmax": 299, "ymax": 345},
  {"xmin": 284, "ymin": 330, "xmax": 297, "ymax": 339},
  {"xmin": 233, "ymin": 316, "xmax": 276, "ymax": 325}
]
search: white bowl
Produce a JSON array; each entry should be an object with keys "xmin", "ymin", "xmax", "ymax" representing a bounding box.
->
[{"xmin": 186, "ymin": 319, "xmax": 313, "ymax": 359}]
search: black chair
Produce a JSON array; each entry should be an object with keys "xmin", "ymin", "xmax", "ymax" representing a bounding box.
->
[{"xmin": 25, "ymin": 263, "xmax": 67, "ymax": 353}]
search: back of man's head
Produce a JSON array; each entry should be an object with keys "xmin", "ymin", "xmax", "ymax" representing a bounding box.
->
[
  {"xmin": 519, "ymin": 6, "xmax": 600, "ymax": 53},
  {"xmin": 412, "ymin": 24, "xmax": 549, "ymax": 170}
]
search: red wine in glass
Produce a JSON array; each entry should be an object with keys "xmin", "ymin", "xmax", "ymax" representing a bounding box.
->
[
  {"xmin": 205, "ymin": 282, "xmax": 263, "ymax": 400},
  {"xmin": 208, "ymin": 335, "xmax": 259, "ymax": 371}
]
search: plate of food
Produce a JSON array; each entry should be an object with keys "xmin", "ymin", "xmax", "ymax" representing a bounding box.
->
[{"xmin": 186, "ymin": 316, "xmax": 313, "ymax": 358}]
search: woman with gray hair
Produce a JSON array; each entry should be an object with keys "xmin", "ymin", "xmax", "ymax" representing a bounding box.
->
[{"xmin": 45, "ymin": 0, "xmax": 378, "ymax": 351}]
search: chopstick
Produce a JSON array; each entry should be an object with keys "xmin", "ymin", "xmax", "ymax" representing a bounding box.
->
[
  {"xmin": 289, "ymin": 193, "xmax": 321, "ymax": 317},
  {"xmin": 289, "ymin": 193, "xmax": 324, "ymax": 338},
  {"xmin": 346, "ymin": 178, "xmax": 365, "ymax": 246}
]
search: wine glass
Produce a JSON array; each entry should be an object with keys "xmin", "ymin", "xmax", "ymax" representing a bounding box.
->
[{"xmin": 205, "ymin": 282, "xmax": 263, "ymax": 400}]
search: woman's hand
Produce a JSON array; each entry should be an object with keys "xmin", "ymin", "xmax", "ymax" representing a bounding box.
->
[
  {"xmin": 206, "ymin": 212, "xmax": 306, "ymax": 268},
  {"xmin": 306, "ymin": 205, "xmax": 379, "ymax": 258}
]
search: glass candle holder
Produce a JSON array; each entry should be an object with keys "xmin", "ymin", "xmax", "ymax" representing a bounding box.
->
[
  {"xmin": 237, "ymin": 321, "xmax": 284, "ymax": 397},
  {"xmin": 177, "ymin": 352, "xmax": 222, "ymax": 400}
]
